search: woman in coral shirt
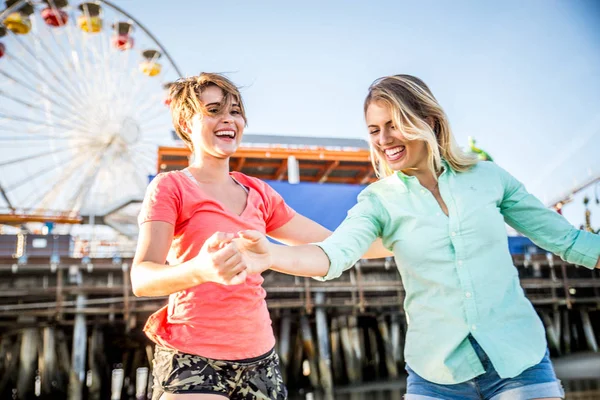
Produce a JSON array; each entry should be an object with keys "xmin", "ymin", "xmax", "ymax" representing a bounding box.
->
[{"xmin": 131, "ymin": 73, "xmax": 388, "ymax": 400}]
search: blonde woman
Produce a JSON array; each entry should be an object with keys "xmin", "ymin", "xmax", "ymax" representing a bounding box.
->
[
  {"xmin": 131, "ymin": 72, "xmax": 390, "ymax": 400},
  {"xmin": 230, "ymin": 75, "xmax": 600, "ymax": 400}
]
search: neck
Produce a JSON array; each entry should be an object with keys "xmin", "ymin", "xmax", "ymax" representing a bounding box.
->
[
  {"xmin": 413, "ymin": 169, "xmax": 438, "ymax": 190},
  {"xmin": 189, "ymin": 151, "xmax": 231, "ymax": 183}
]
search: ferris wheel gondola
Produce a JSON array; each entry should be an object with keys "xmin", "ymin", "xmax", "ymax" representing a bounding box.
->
[{"xmin": 0, "ymin": 0, "xmax": 182, "ymax": 228}]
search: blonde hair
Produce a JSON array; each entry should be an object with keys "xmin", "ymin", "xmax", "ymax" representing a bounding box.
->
[
  {"xmin": 168, "ymin": 73, "xmax": 247, "ymax": 151},
  {"xmin": 364, "ymin": 75, "xmax": 477, "ymax": 178}
]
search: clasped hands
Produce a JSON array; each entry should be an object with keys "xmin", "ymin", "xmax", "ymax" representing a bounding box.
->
[{"xmin": 189, "ymin": 230, "xmax": 272, "ymax": 286}]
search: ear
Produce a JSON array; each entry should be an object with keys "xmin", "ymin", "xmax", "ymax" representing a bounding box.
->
[
  {"xmin": 179, "ymin": 119, "xmax": 191, "ymax": 134},
  {"xmin": 425, "ymin": 117, "xmax": 439, "ymax": 137}
]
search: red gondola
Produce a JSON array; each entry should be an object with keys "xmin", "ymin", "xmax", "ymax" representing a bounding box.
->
[
  {"xmin": 41, "ymin": 7, "xmax": 68, "ymax": 27},
  {"xmin": 112, "ymin": 22, "xmax": 134, "ymax": 51}
]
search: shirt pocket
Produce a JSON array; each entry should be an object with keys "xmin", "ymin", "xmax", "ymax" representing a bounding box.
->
[{"xmin": 459, "ymin": 189, "xmax": 507, "ymax": 246}]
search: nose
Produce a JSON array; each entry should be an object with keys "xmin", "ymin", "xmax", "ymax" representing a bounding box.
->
[
  {"xmin": 221, "ymin": 113, "xmax": 234, "ymax": 124},
  {"xmin": 378, "ymin": 128, "xmax": 393, "ymax": 147}
]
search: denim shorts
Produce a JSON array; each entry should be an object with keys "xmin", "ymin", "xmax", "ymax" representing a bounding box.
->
[{"xmin": 405, "ymin": 336, "xmax": 564, "ymax": 400}]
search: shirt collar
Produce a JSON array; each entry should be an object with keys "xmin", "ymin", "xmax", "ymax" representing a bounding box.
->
[{"xmin": 395, "ymin": 158, "xmax": 455, "ymax": 183}]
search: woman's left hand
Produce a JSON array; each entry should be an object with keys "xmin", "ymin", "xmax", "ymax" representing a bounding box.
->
[{"xmin": 233, "ymin": 230, "xmax": 273, "ymax": 275}]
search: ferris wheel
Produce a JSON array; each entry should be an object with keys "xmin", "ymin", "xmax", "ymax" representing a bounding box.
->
[{"xmin": 0, "ymin": 0, "xmax": 181, "ymax": 229}]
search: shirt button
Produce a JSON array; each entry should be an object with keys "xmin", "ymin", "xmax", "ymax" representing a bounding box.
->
[
  {"xmin": 465, "ymin": 292, "xmax": 472, "ymax": 298},
  {"xmin": 451, "ymin": 232, "xmax": 457, "ymax": 237},
  {"xmin": 471, "ymin": 325, "xmax": 477, "ymax": 331},
  {"xmin": 458, "ymin": 260, "xmax": 463, "ymax": 266},
  {"xmin": 420, "ymin": 189, "xmax": 426, "ymax": 194}
]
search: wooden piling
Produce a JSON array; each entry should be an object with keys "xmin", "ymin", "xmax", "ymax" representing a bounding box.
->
[
  {"xmin": 581, "ymin": 309, "xmax": 598, "ymax": 352},
  {"xmin": 300, "ymin": 314, "xmax": 320, "ymax": 389},
  {"xmin": 329, "ymin": 317, "xmax": 343, "ymax": 383},
  {"xmin": 315, "ymin": 292, "xmax": 333, "ymax": 393},
  {"xmin": 367, "ymin": 325, "xmax": 380, "ymax": 377},
  {"xmin": 279, "ymin": 313, "xmax": 292, "ymax": 383},
  {"xmin": 18, "ymin": 324, "xmax": 38, "ymax": 400},
  {"xmin": 68, "ymin": 294, "xmax": 87, "ymax": 400},
  {"xmin": 339, "ymin": 316, "xmax": 359, "ymax": 383},
  {"xmin": 378, "ymin": 316, "xmax": 398, "ymax": 378},
  {"xmin": 87, "ymin": 326, "xmax": 103, "ymax": 400},
  {"xmin": 348, "ymin": 315, "xmax": 363, "ymax": 382},
  {"xmin": 562, "ymin": 309, "xmax": 571, "ymax": 354},
  {"xmin": 40, "ymin": 327, "xmax": 58, "ymax": 396},
  {"xmin": 390, "ymin": 313, "xmax": 403, "ymax": 364}
]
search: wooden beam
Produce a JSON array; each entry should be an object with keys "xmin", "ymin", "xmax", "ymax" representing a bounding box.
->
[
  {"xmin": 316, "ymin": 161, "xmax": 339, "ymax": 183},
  {"xmin": 274, "ymin": 159, "xmax": 288, "ymax": 181},
  {"xmin": 356, "ymin": 169, "xmax": 375, "ymax": 185},
  {"xmin": 0, "ymin": 212, "xmax": 82, "ymax": 225},
  {"xmin": 158, "ymin": 146, "xmax": 371, "ymax": 163},
  {"xmin": 235, "ymin": 157, "xmax": 246, "ymax": 171}
]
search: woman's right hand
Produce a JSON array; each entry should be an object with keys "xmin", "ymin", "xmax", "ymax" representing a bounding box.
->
[{"xmin": 188, "ymin": 232, "xmax": 248, "ymax": 285}]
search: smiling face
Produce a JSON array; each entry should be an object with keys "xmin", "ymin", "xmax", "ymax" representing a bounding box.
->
[
  {"xmin": 366, "ymin": 100, "xmax": 429, "ymax": 174},
  {"xmin": 187, "ymin": 85, "xmax": 245, "ymax": 159}
]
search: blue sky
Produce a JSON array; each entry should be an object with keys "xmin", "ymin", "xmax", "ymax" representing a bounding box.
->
[{"xmin": 113, "ymin": 0, "xmax": 600, "ymax": 228}]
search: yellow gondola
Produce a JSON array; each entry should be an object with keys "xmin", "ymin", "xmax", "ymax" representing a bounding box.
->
[
  {"xmin": 77, "ymin": 15, "xmax": 102, "ymax": 33},
  {"xmin": 77, "ymin": 2, "xmax": 103, "ymax": 33},
  {"xmin": 140, "ymin": 49, "xmax": 162, "ymax": 76},
  {"xmin": 4, "ymin": 12, "xmax": 31, "ymax": 35},
  {"xmin": 139, "ymin": 61, "xmax": 162, "ymax": 77}
]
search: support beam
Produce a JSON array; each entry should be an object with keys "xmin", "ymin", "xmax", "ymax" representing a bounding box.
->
[
  {"xmin": 274, "ymin": 159, "xmax": 288, "ymax": 181},
  {"xmin": 18, "ymin": 323, "xmax": 38, "ymax": 400},
  {"xmin": 378, "ymin": 316, "xmax": 398, "ymax": 378},
  {"xmin": 40, "ymin": 327, "xmax": 58, "ymax": 396},
  {"xmin": 279, "ymin": 313, "xmax": 292, "ymax": 383},
  {"xmin": 316, "ymin": 161, "xmax": 339, "ymax": 183},
  {"xmin": 315, "ymin": 292, "xmax": 333, "ymax": 393},
  {"xmin": 69, "ymin": 294, "xmax": 87, "ymax": 400},
  {"xmin": 357, "ymin": 168, "xmax": 375, "ymax": 184},
  {"xmin": 300, "ymin": 315, "xmax": 320, "ymax": 389}
]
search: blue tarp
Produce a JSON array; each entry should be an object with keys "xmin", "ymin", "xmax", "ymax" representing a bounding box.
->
[{"xmin": 267, "ymin": 180, "xmax": 539, "ymax": 255}]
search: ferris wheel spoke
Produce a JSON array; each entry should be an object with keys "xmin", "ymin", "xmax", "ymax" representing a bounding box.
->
[
  {"xmin": 4, "ymin": 150, "xmax": 90, "ymax": 193},
  {"xmin": 0, "ymin": 69, "xmax": 94, "ymax": 127},
  {"xmin": 27, "ymin": 22, "xmax": 91, "ymax": 107},
  {"xmin": 131, "ymin": 93, "xmax": 165, "ymax": 120},
  {"xmin": 0, "ymin": 110, "xmax": 97, "ymax": 136},
  {"xmin": 4, "ymin": 53, "xmax": 87, "ymax": 115},
  {"xmin": 58, "ymin": 9, "xmax": 95, "ymax": 98},
  {"xmin": 0, "ymin": 89, "xmax": 96, "ymax": 133},
  {"xmin": 38, "ymin": 8, "xmax": 100, "ymax": 101},
  {"xmin": 36, "ymin": 144, "xmax": 108, "ymax": 211},
  {"xmin": 0, "ymin": 145, "xmax": 75, "ymax": 168},
  {"xmin": 24, "ymin": 150, "xmax": 93, "ymax": 211},
  {"xmin": 0, "ymin": 182, "xmax": 15, "ymax": 210},
  {"xmin": 65, "ymin": 145, "xmax": 113, "ymax": 211},
  {"xmin": 126, "ymin": 152, "xmax": 156, "ymax": 189},
  {"xmin": 7, "ymin": 28, "xmax": 88, "ymax": 112}
]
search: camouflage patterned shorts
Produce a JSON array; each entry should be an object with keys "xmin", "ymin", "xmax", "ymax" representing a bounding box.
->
[{"xmin": 152, "ymin": 346, "xmax": 287, "ymax": 400}]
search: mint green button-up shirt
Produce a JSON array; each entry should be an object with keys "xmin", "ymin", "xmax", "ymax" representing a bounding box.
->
[{"xmin": 315, "ymin": 160, "xmax": 600, "ymax": 385}]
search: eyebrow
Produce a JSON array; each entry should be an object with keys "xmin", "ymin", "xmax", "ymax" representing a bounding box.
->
[
  {"xmin": 205, "ymin": 102, "xmax": 240, "ymax": 108},
  {"xmin": 367, "ymin": 120, "xmax": 393, "ymax": 128}
]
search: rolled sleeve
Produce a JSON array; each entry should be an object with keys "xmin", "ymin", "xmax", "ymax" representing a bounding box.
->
[
  {"xmin": 496, "ymin": 164, "xmax": 600, "ymax": 269},
  {"xmin": 564, "ymin": 230, "xmax": 600, "ymax": 268},
  {"xmin": 312, "ymin": 191, "xmax": 387, "ymax": 281}
]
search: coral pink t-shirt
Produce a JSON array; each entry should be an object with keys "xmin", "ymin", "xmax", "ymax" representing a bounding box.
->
[{"xmin": 138, "ymin": 170, "xmax": 295, "ymax": 360}]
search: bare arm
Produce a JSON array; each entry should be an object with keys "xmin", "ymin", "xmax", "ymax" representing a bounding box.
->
[
  {"xmin": 131, "ymin": 221, "xmax": 248, "ymax": 297},
  {"xmin": 268, "ymin": 213, "xmax": 392, "ymax": 258},
  {"xmin": 236, "ymin": 230, "xmax": 330, "ymax": 277}
]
